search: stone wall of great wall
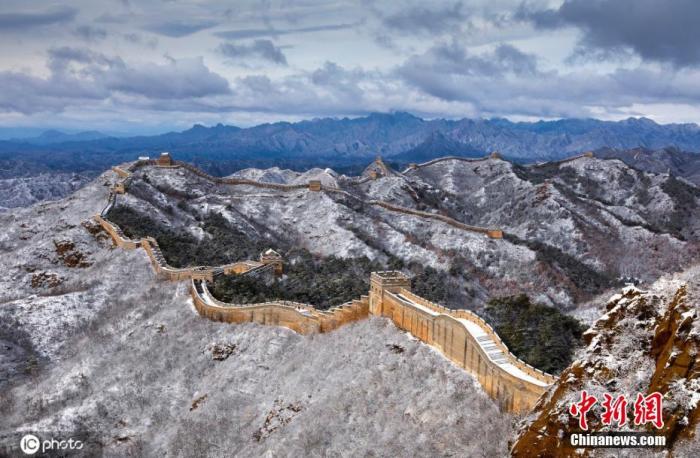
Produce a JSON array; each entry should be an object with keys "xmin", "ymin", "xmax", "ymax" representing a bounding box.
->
[
  {"xmin": 539, "ymin": 151, "xmax": 594, "ymax": 166},
  {"xmin": 87, "ymin": 152, "xmax": 602, "ymax": 413},
  {"xmin": 402, "ymin": 151, "xmax": 503, "ymax": 172},
  {"xmin": 401, "ymin": 150, "xmax": 593, "ymax": 171},
  {"xmin": 109, "ymin": 155, "xmax": 505, "ymax": 239},
  {"xmin": 190, "ymin": 279, "xmax": 370, "ymax": 334},
  {"xmin": 94, "ymin": 213, "xmax": 267, "ymax": 282},
  {"xmin": 366, "ymin": 200, "xmax": 503, "ymax": 238},
  {"xmin": 368, "ymin": 271, "xmax": 555, "ymax": 413}
]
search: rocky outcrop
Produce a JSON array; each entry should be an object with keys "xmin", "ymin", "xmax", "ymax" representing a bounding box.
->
[
  {"xmin": 649, "ymin": 285, "xmax": 700, "ymax": 446},
  {"xmin": 511, "ymin": 270, "xmax": 700, "ymax": 456}
]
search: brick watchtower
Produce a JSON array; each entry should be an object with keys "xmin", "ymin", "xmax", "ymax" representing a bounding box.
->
[
  {"xmin": 260, "ymin": 249, "xmax": 284, "ymax": 275},
  {"xmin": 157, "ymin": 152, "xmax": 173, "ymax": 166},
  {"xmin": 487, "ymin": 229, "xmax": 503, "ymax": 239},
  {"xmin": 369, "ymin": 271, "xmax": 411, "ymax": 317}
]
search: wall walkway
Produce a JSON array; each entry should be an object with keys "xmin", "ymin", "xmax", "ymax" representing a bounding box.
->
[
  {"xmin": 190, "ymin": 279, "xmax": 370, "ymax": 334},
  {"xmin": 87, "ymin": 154, "xmax": 574, "ymax": 413},
  {"xmin": 401, "ymin": 154, "xmax": 493, "ymax": 173},
  {"xmin": 368, "ymin": 271, "xmax": 555, "ymax": 413}
]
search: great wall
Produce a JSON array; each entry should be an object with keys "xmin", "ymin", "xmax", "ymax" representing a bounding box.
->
[{"xmin": 92, "ymin": 151, "xmax": 572, "ymax": 413}]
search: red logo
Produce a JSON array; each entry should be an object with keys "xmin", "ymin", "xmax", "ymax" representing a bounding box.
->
[
  {"xmin": 633, "ymin": 392, "xmax": 664, "ymax": 429},
  {"xmin": 569, "ymin": 390, "xmax": 597, "ymax": 430},
  {"xmin": 601, "ymin": 393, "xmax": 628, "ymax": 427},
  {"xmin": 569, "ymin": 391, "xmax": 664, "ymax": 430}
]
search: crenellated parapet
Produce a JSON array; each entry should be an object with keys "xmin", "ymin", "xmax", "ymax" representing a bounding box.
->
[
  {"xmin": 95, "ymin": 209, "xmax": 271, "ymax": 281},
  {"xmin": 533, "ymin": 151, "xmax": 595, "ymax": 167},
  {"xmin": 368, "ymin": 200, "xmax": 503, "ymax": 238},
  {"xmin": 401, "ymin": 154, "xmax": 496, "ymax": 172},
  {"xmin": 93, "ymin": 161, "xmax": 554, "ymax": 414},
  {"xmin": 260, "ymin": 248, "xmax": 284, "ymax": 274},
  {"xmin": 189, "ymin": 279, "xmax": 369, "ymax": 334},
  {"xmin": 403, "ymin": 150, "xmax": 594, "ymax": 173},
  {"xmin": 157, "ymin": 152, "xmax": 174, "ymax": 166},
  {"xmin": 94, "ymin": 214, "xmax": 141, "ymax": 250},
  {"xmin": 107, "ymin": 155, "xmax": 507, "ymax": 238},
  {"xmin": 369, "ymin": 270, "xmax": 412, "ymax": 315},
  {"xmin": 188, "ymin": 269, "xmax": 554, "ymax": 413},
  {"xmin": 368, "ymin": 271, "xmax": 555, "ymax": 413}
]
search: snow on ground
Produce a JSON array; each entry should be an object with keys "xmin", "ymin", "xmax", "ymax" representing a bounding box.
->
[
  {"xmin": 362, "ymin": 175, "xmax": 414, "ymax": 205},
  {"xmin": 2, "ymin": 288, "xmax": 514, "ymax": 457},
  {"xmin": 111, "ymin": 160, "xmax": 700, "ymax": 313},
  {"xmin": 395, "ymin": 293, "xmax": 549, "ymax": 387},
  {"xmin": 0, "ymin": 172, "xmax": 95, "ymax": 210},
  {"xmin": 0, "ymin": 169, "xmax": 156, "ymax": 360},
  {"xmin": 0, "ymin": 171, "xmax": 515, "ymax": 456},
  {"xmin": 291, "ymin": 167, "xmax": 339, "ymax": 187},
  {"xmin": 234, "ymin": 190, "xmax": 377, "ymax": 259},
  {"xmin": 230, "ymin": 167, "xmax": 300, "ymax": 184}
]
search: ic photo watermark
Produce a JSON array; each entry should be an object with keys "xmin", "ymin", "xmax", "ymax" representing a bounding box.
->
[
  {"xmin": 0, "ymin": 432, "xmax": 86, "ymax": 456},
  {"xmin": 21, "ymin": 433, "xmax": 84, "ymax": 455}
]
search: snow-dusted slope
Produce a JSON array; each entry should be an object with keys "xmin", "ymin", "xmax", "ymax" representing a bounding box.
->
[
  {"xmin": 229, "ymin": 166, "xmax": 299, "ymax": 184},
  {"xmin": 0, "ymin": 170, "xmax": 148, "ymax": 364},
  {"xmin": 0, "ymin": 169, "xmax": 513, "ymax": 457},
  {"xmin": 401, "ymin": 157, "xmax": 698, "ymax": 284},
  {"xmin": 0, "ymin": 172, "xmax": 95, "ymax": 210},
  {"xmin": 2, "ymin": 311, "xmax": 514, "ymax": 456},
  {"xmin": 512, "ymin": 266, "xmax": 700, "ymax": 456},
  {"xmin": 114, "ymin": 157, "xmax": 699, "ymax": 310}
]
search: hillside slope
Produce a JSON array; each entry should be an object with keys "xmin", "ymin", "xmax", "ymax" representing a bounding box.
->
[
  {"xmin": 107, "ymin": 156, "xmax": 700, "ymax": 310},
  {"xmin": 0, "ymin": 172, "xmax": 95, "ymax": 210},
  {"xmin": 596, "ymin": 147, "xmax": 700, "ymax": 186},
  {"xmin": 0, "ymin": 170, "xmax": 513, "ymax": 457}
]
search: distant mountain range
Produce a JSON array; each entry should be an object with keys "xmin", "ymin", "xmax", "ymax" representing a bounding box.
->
[
  {"xmin": 596, "ymin": 146, "xmax": 700, "ymax": 185},
  {"xmin": 12, "ymin": 130, "xmax": 110, "ymax": 145},
  {"xmin": 1, "ymin": 113, "xmax": 700, "ymax": 176}
]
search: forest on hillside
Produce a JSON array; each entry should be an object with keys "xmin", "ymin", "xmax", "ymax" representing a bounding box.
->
[
  {"xmin": 107, "ymin": 204, "xmax": 584, "ymax": 373},
  {"xmin": 483, "ymin": 294, "xmax": 585, "ymax": 374}
]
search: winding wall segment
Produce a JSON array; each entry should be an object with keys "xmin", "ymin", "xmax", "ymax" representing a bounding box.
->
[
  {"xmin": 88, "ymin": 155, "xmax": 567, "ymax": 413},
  {"xmin": 366, "ymin": 200, "xmax": 503, "ymax": 238},
  {"xmin": 368, "ymin": 271, "xmax": 555, "ymax": 413},
  {"xmin": 189, "ymin": 279, "xmax": 369, "ymax": 334},
  {"xmin": 112, "ymin": 157, "xmax": 504, "ymax": 238},
  {"xmin": 401, "ymin": 154, "xmax": 497, "ymax": 173},
  {"xmin": 532, "ymin": 151, "xmax": 594, "ymax": 167}
]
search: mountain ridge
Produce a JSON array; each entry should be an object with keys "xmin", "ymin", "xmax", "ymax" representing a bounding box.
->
[
  {"xmin": 2, "ymin": 113, "xmax": 700, "ymax": 179},
  {"xmin": 1, "ymin": 154, "xmax": 698, "ymax": 456}
]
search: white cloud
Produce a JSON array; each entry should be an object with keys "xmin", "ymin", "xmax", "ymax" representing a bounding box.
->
[{"xmin": 0, "ymin": 0, "xmax": 699, "ymax": 130}]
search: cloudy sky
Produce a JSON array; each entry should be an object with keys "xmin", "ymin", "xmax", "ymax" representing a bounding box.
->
[{"xmin": 1, "ymin": 0, "xmax": 699, "ymax": 134}]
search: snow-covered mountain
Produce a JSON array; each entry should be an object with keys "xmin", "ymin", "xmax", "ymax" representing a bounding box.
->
[
  {"xmin": 597, "ymin": 146, "xmax": 700, "ymax": 186},
  {"xmin": 0, "ymin": 170, "xmax": 513, "ymax": 456},
  {"xmin": 0, "ymin": 172, "xmax": 95, "ymax": 210},
  {"xmin": 108, "ymin": 156, "xmax": 699, "ymax": 310},
  {"xmin": 3, "ymin": 113, "xmax": 700, "ymax": 178},
  {"xmin": 1, "ymin": 156, "xmax": 698, "ymax": 456},
  {"xmin": 512, "ymin": 267, "xmax": 700, "ymax": 456}
]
